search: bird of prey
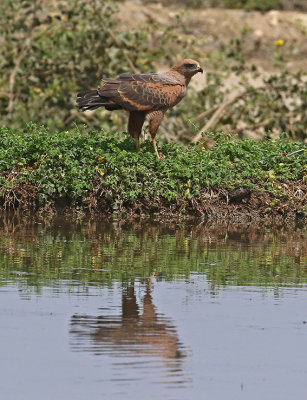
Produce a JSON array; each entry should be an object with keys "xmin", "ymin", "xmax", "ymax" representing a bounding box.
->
[{"xmin": 77, "ymin": 59, "xmax": 203, "ymax": 158}]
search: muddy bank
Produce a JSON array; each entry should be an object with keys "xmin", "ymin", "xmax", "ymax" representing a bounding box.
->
[{"xmin": 1, "ymin": 180, "xmax": 305, "ymax": 224}]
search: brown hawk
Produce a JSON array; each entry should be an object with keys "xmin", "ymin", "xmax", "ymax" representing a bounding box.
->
[{"xmin": 77, "ymin": 59, "xmax": 203, "ymax": 158}]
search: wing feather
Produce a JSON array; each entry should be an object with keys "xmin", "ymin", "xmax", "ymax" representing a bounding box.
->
[{"xmin": 98, "ymin": 73, "xmax": 185, "ymax": 112}]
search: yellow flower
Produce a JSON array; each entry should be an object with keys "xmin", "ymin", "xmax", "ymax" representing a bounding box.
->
[
  {"xmin": 49, "ymin": 89, "xmax": 54, "ymax": 95},
  {"xmin": 89, "ymin": 147, "xmax": 93, "ymax": 151},
  {"xmin": 59, "ymin": 154, "xmax": 62, "ymax": 159},
  {"xmin": 61, "ymin": 173, "xmax": 65, "ymax": 178},
  {"xmin": 49, "ymin": 13, "xmax": 55, "ymax": 18},
  {"xmin": 33, "ymin": 87, "xmax": 41, "ymax": 94},
  {"xmin": 274, "ymin": 39, "xmax": 284, "ymax": 46}
]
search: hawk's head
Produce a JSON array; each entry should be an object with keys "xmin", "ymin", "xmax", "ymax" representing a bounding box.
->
[{"xmin": 172, "ymin": 59, "xmax": 203, "ymax": 77}]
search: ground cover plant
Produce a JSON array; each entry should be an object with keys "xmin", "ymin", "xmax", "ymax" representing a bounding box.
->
[{"xmin": 0, "ymin": 125, "xmax": 305, "ymax": 219}]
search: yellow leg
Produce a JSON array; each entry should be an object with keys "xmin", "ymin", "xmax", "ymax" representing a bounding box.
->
[
  {"xmin": 151, "ymin": 139, "xmax": 161, "ymax": 159},
  {"xmin": 135, "ymin": 135, "xmax": 140, "ymax": 151},
  {"xmin": 148, "ymin": 111, "xmax": 165, "ymax": 159}
]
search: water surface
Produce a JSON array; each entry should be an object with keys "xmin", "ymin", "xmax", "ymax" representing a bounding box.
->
[{"xmin": 0, "ymin": 215, "xmax": 306, "ymax": 400}]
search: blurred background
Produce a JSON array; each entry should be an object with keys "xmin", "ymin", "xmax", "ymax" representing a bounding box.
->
[{"xmin": 0, "ymin": 0, "xmax": 306, "ymax": 142}]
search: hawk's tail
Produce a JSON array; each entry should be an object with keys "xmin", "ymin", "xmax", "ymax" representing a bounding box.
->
[{"xmin": 77, "ymin": 90, "xmax": 121, "ymax": 111}]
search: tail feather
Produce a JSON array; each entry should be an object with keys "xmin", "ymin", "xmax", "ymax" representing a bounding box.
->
[{"xmin": 77, "ymin": 89, "xmax": 121, "ymax": 111}]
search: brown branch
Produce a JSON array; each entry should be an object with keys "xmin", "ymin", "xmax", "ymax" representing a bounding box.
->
[
  {"xmin": 107, "ymin": 29, "xmax": 138, "ymax": 74},
  {"xmin": 6, "ymin": 9, "xmax": 37, "ymax": 113},
  {"xmin": 177, "ymin": 103, "xmax": 220, "ymax": 140},
  {"xmin": 191, "ymin": 90, "xmax": 247, "ymax": 143},
  {"xmin": 7, "ymin": 44, "xmax": 29, "ymax": 112},
  {"xmin": 195, "ymin": 103, "xmax": 220, "ymax": 123},
  {"xmin": 0, "ymin": 91, "xmax": 10, "ymax": 99},
  {"xmin": 63, "ymin": 110, "xmax": 80, "ymax": 126},
  {"xmin": 229, "ymin": 120, "xmax": 269, "ymax": 134}
]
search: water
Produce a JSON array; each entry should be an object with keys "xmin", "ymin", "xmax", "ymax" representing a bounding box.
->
[{"xmin": 0, "ymin": 214, "xmax": 306, "ymax": 400}]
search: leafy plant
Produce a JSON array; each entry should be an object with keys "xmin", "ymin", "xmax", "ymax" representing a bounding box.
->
[
  {"xmin": 0, "ymin": 0, "xmax": 158, "ymax": 131},
  {"xmin": 0, "ymin": 124, "xmax": 305, "ymax": 214},
  {"xmin": 0, "ymin": 0, "xmax": 306, "ymax": 142}
]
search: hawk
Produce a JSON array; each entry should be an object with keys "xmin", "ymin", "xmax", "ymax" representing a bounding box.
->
[{"xmin": 77, "ymin": 59, "xmax": 203, "ymax": 158}]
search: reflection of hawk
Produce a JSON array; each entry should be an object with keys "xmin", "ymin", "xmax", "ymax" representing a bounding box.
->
[{"xmin": 77, "ymin": 59, "xmax": 203, "ymax": 158}]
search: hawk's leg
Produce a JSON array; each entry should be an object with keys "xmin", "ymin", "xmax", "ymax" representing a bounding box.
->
[
  {"xmin": 148, "ymin": 111, "xmax": 165, "ymax": 159},
  {"xmin": 128, "ymin": 111, "xmax": 145, "ymax": 151},
  {"xmin": 135, "ymin": 136, "xmax": 140, "ymax": 151},
  {"xmin": 151, "ymin": 138, "xmax": 160, "ymax": 159}
]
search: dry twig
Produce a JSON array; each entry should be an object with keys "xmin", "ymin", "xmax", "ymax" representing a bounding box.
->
[
  {"xmin": 286, "ymin": 149, "xmax": 304, "ymax": 157},
  {"xmin": 177, "ymin": 103, "xmax": 220, "ymax": 140},
  {"xmin": 7, "ymin": 43, "xmax": 30, "ymax": 112},
  {"xmin": 229, "ymin": 120, "xmax": 269, "ymax": 134},
  {"xmin": 107, "ymin": 29, "xmax": 138, "ymax": 74},
  {"xmin": 6, "ymin": 10, "xmax": 36, "ymax": 113},
  {"xmin": 191, "ymin": 90, "xmax": 247, "ymax": 142}
]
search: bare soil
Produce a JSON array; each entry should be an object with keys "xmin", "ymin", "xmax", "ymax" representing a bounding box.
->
[
  {"xmin": 117, "ymin": 1, "xmax": 307, "ymax": 73},
  {"xmin": 2, "ymin": 178, "xmax": 305, "ymax": 224}
]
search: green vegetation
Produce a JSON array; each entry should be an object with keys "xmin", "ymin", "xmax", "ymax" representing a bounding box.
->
[
  {"xmin": 1, "ymin": 0, "xmax": 306, "ymax": 141},
  {"xmin": 221, "ymin": 0, "xmax": 303, "ymax": 11},
  {"xmin": 0, "ymin": 0, "xmax": 160, "ymax": 130},
  {"xmin": 145, "ymin": 0, "xmax": 307, "ymax": 11},
  {"xmin": 0, "ymin": 217, "xmax": 306, "ymax": 293},
  {"xmin": 0, "ymin": 1, "xmax": 305, "ymax": 217},
  {"xmin": 0, "ymin": 125, "xmax": 305, "ymax": 215},
  {"xmin": 220, "ymin": 0, "xmax": 279, "ymax": 10}
]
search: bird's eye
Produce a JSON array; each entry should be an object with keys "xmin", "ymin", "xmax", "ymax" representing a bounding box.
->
[{"xmin": 184, "ymin": 63, "xmax": 196, "ymax": 69}]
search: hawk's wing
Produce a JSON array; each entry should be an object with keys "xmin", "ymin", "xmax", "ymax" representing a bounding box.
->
[{"xmin": 97, "ymin": 73, "xmax": 185, "ymax": 112}]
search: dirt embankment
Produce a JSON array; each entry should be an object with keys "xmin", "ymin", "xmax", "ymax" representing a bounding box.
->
[
  {"xmin": 2, "ymin": 177, "xmax": 306, "ymax": 224},
  {"xmin": 117, "ymin": 1, "xmax": 307, "ymax": 73}
]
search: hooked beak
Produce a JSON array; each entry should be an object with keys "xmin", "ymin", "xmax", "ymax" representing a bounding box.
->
[{"xmin": 197, "ymin": 66, "xmax": 203, "ymax": 74}]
